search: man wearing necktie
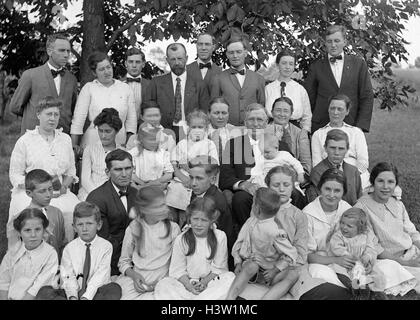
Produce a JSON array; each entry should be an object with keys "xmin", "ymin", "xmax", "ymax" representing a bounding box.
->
[
  {"xmin": 304, "ymin": 25, "xmax": 373, "ymax": 133},
  {"xmin": 210, "ymin": 34, "xmax": 265, "ymax": 126},
  {"xmin": 145, "ymin": 43, "xmax": 210, "ymax": 142},
  {"xmin": 123, "ymin": 48, "xmax": 150, "ymax": 122},
  {"xmin": 186, "ymin": 32, "xmax": 222, "ymax": 92},
  {"xmin": 86, "ymin": 149, "xmax": 137, "ymax": 275},
  {"xmin": 10, "ymin": 33, "xmax": 78, "ymax": 134}
]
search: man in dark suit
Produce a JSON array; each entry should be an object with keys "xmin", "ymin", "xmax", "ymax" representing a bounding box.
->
[
  {"xmin": 86, "ymin": 149, "xmax": 137, "ymax": 276},
  {"xmin": 146, "ymin": 43, "xmax": 210, "ymax": 141},
  {"xmin": 308, "ymin": 129, "xmax": 362, "ymax": 205},
  {"xmin": 304, "ymin": 25, "xmax": 374, "ymax": 133},
  {"xmin": 10, "ymin": 33, "xmax": 78, "ymax": 135},
  {"xmin": 122, "ymin": 47, "xmax": 150, "ymax": 123},
  {"xmin": 210, "ymin": 35, "xmax": 265, "ymax": 126},
  {"xmin": 186, "ymin": 32, "xmax": 222, "ymax": 92},
  {"xmin": 219, "ymin": 103, "xmax": 304, "ymax": 228}
]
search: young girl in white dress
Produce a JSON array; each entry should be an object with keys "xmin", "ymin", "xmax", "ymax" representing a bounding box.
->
[
  {"xmin": 115, "ymin": 186, "xmax": 180, "ymax": 300},
  {"xmin": 328, "ymin": 207, "xmax": 417, "ymax": 296},
  {"xmin": 0, "ymin": 208, "xmax": 58, "ymax": 300},
  {"xmin": 129, "ymin": 123, "xmax": 173, "ymax": 191},
  {"xmin": 154, "ymin": 197, "xmax": 235, "ymax": 300}
]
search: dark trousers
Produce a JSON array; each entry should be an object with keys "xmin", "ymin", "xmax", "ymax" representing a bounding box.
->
[
  {"xmin": 300, "ymin": 283, "xmax": 352, "ymax": 300},
  {"xmin": 36, "ymin": 283, "xmax": 122, "ymax": 300}
]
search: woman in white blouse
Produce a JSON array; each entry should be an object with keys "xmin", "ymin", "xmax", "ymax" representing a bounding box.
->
[
  {"xmin": 311, "ymin": 94, "xmax": 369, "ymax": 188},
  {"xmin": 70, "ymin": 51, "xmax": 137, "ymax": 152},
  {"xmin": 302, "ymin": 168, "xmax": 353, "ymax": 290},
  {"xmin": 265, "ymin": 49, "xmax": 312, "ymax": 132},
  {"xmin": 78, "ymin": 108, "xmax": 123, "ymax": 200},
  {"xmin": 8, "ymin": 96, "xmax": 80, "ymax": 242}
]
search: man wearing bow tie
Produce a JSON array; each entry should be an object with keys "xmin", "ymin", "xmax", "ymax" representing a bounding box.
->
[
  {"xmin": 304, "ymin": 25, "xmax": 373, "ymax": 133},
  {"xmin": 122, "ymin": 48, "xmax": 150, "ymax": 121},
  {"xmin": 10, "ymin": 33, "xmax": 78, "ymax": 135},
  {"xmin": 210, "ymin": 35, "xmax": 265, "ymax": 126},
  {"xmin": 86, "ymin": 149, "xmax": 137, "ymax": 275},
  {"xmin": 186, "ymin": 32, "xmax": 222, "ymax": 92}
]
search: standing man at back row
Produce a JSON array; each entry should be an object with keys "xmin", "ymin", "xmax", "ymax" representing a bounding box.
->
[
  {"xmin": 187, "ymin": 32, "xmax": 222, "ymax": 92},
  {"xmin": 210, "ymin": 35, "xmax": 265, "ymax": 126},
  {"xmin": 146, "ymin": 43, "xmax": 209, "ymax": 141},
  {"xmin": 10, "ymin": 33, "xmax": 78, "ymax": 135},
  {"xmin": 304, "ymin": 25, "xmax": 374, "ymax": 133},
  {"xmin": 122, "ymin": 48, "xmax": 151, "ymax": 122}
]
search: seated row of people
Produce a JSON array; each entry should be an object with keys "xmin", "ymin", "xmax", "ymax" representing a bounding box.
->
[{"xmin": 2, "ymin": 161, "xmax": 419, "ymax": 300}]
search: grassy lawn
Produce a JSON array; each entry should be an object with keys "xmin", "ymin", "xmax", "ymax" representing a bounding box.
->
[{"xmin": 0, "ymin": 69, "xmax": 419, "ymax": 300}]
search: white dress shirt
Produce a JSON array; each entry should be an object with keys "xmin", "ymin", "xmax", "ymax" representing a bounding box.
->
[
  {"xmin": 47, "ymin": 62, "xmax": 62, "ymax": 95},
  {"xmin": 328, "ymin": 53, "xmax": 344, "ymax": 87},
  {"xmin": 125, "ymin": 74, "xmax": 143, "ymax": 118},
  {"xmin": 60, "ymin": 235, "xmax": 112, "ymax": 300},
  {"xmin": 171, "ymin": 71, "xmax": 187, "ymax": 127},
  {"xmin": 197, "ymin": 58, "xmax": 212, "ymax": 79},
  {"xmin": 234, "ymin": 68, "xmax": 246, "ymax": 87}
]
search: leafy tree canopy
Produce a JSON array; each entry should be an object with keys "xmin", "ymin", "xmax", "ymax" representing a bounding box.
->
[{"xmin": 1, "ymin": 0, "xmax": 419, "ymax": 109}]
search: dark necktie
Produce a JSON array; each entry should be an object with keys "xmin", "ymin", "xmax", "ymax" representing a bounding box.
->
[
  {"xmin": 280, "ymin": 81, "xmax": 286, "ymax": 97},
  {"xmin": 126, "ymin": 77, "xmax": 141, "ymax": 83},
  {"xmin": 190, "ymin": 192, "xmax": 197, "ymax": 203},
  {"xmin": 281, "ymin": 127, "xmax": 292, "ymax": 150},
  {"xmin": 231, "ymin": 68, "xmax": 245, "ymax": 75},
  {"xmin": 174, "ymin": 77, "xmax": 182, "ymax": 123},
  {"xmin": 79, "ymin": 243, "xmax": 91, "ymax": 298},
  {"xmin": 329, "ymin": 55, "xmax": 343, "ymax": 63},
  {"xmin": 119, "ymin": 190, "xmax": 129, "ymax": 198},
  {"xmin": 51, "ymin": 69, "xmax": 65, "ymax": 78},
  {"xmin": 199, "ymin": 62, "xmax": 212, "ymax": 69}
]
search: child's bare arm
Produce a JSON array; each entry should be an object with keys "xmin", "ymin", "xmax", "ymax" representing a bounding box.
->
[{"xmin": 178, "ymin": 275, "xmax": 200, "ymax": 295}]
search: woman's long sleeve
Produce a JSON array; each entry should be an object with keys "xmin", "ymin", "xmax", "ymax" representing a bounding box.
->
[{"xmin": 70, "ymin": 83, "xmax": 91, "ymax": 135}]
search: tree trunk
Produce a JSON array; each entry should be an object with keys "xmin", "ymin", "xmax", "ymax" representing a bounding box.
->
[{"xmin": 80, "ymin": 0, "xmax": 106, "ymax": 86}]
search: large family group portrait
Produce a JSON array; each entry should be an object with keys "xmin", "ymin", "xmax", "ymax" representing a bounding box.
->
[{"xmin": 1, "ymin": 0, "xmax": 420, "ymax": 303}]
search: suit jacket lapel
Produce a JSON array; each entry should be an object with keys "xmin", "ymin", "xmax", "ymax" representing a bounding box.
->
[
  {"xmin": 323, "ymin": 57, "xmax": 339, "ymax": 91},
  {"xmin": 106, "ymin": 180, "xmax": 128, "ymax": 215},
  {"xmin": 204, "ymin": 184, "xmax": 217, "ymax": 198},
  {"xmin": 59, "ymin": 72, "xmax": 69, "ymax": 98},
  {"xmin": 228, "ymin": 69, "xmax": 242, "ymax": 91},
  {"xmin": 340, "ymin": 55, "xmax": 351, "ymax": 88},
  {"xmin": 184, "ymin": 73, "xmax": 197, "ymax": 114},
  {"xmin": 162, "ymin": 74, "xmax": 174, "ymax": 106},
  {"xmin": 241, "ymin": 70, "xmax": 251, "ymax": 91},
  {"xmin": 43, "ymin": 64, "xmax": 59, "ymax": 97}
]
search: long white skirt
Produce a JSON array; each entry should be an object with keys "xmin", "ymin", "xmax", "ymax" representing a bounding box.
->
[
  {"xmin": 8, "ymin": 188, "xmax": 80, "ymax": 244},
  {"xmin": 115, "ymin": 264, "xmax": 170, "ymax": 300},
  {"xmin": 308, "ymin": 263, "xmax": 347, "ymax": 288},
  {"xmin": 154, "ymin": 272, "xmax": 235, "ymax": 300}
]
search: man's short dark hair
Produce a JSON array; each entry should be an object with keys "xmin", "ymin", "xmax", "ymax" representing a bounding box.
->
[
  {"xmin": 125, "ymin": 47, "xmax": 146, "ymax": 62},
  {"xmin": 25, "ymin": 169, "xmax": 53, "ymax": 191},
  {"xmin": 105, "ymin": 149, "xmax": 133, "ymax": 170},
  {"xmin": 46, "ymin": 33, "xmax": 69, "ymax": 50}
]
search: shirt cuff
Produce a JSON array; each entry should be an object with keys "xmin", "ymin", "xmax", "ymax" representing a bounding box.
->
[
  {"xmin": 275, "ymin": 260, "xmax": 289, "ymax": 272},
  {"xmin": 233, "ymin": 181, "xmax": 243, "ymax": 191}
]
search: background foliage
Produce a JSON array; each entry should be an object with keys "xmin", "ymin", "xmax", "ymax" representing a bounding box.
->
[{"xmin": 1, "ymin": 0, "xmax": 419, "ymax": 107}]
